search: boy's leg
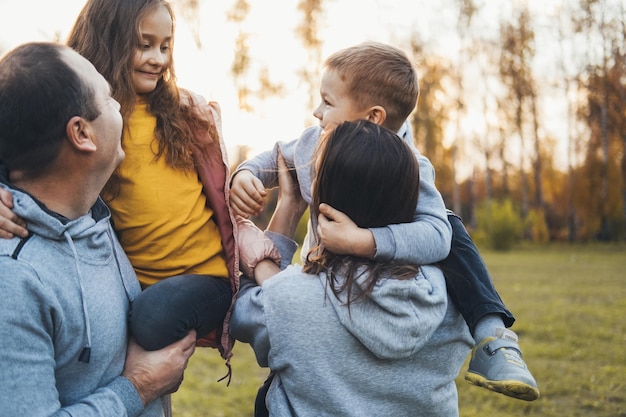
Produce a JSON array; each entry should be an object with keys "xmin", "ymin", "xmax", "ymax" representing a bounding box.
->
[
  {"xmin": 254, "ymin": 371, "xmax": 274, "ymax": 417},
  {"xmin": 130, "ymin": 274, "xmax": 232, "ymax": 351},
  {"xmin": 439, "ymin": 212, "xmax": 514, "ymax": 335},
  {"xmin": 441, "ymin": 212, "xmax": 539, "ymax": 401}
]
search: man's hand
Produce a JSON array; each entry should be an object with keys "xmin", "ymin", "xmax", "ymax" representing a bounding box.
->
[
  {"xmin": 0, "ymin": 187, "xmax": 28, "ymax": 239},
  {"xmin": 317, "ymin": 203, "xmax": 376, "ymax": 258},
  {"xmin": 123, "ymin": 330, "xmax": 196, "ymax": 406},
  {"xmin": 230, "ymin": 170, "xmax": 267, "ymax": 218}
]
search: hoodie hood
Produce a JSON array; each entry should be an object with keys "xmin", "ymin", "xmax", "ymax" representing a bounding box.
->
[
  {"xmin": 5, "ymin": 183, "xmax": 110, "ymax": 241},
  {"xmin": 322, "ymin": 265, "xmax": 448, "ymax": 360},
  {"xmin": 0, "ymin": 183, "xmax": 134, "ymax": 364}
]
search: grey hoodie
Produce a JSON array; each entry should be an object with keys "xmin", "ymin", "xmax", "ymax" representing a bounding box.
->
[
  {"xmin": 231, "ymin": 233, "xmax": 473, "ymax": 417},
  {"xmin": 0, "ymin": 184, "xmax": 163, "ymax": 416}
]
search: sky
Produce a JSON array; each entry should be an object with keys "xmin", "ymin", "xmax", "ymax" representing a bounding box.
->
[{"xmin": 0, "ymin": 0, "xmax": 570, "ymax": 170}]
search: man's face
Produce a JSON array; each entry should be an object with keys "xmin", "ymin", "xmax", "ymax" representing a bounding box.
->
[
  {"xmin": 62, "ymin": 49, "xmax": 124, "ymax": 175},
  {"xmin": 312, "ymin": 68, "xmax": 370, "ymax": 132}
]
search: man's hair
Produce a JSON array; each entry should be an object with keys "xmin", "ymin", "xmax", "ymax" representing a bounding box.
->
[
  {"xmin": 324, "ymin": 41, "xmax": 419, "ymax": 132},
  {"xmin": 304, "ymin": 120, "xmax": 421, "ymax": 306},
  {"xmin": 0, "ymin": 42, "xmax": 100, "ymax": 177}
]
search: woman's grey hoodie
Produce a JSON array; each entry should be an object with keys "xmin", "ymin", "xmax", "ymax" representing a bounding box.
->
[
  {"xmin": 231, "ymin": 234, "xmax": 473, "ymax": 417},
  {"xmin": 0, "ymin": 184, "xmax": 163, "ymax": 416}
]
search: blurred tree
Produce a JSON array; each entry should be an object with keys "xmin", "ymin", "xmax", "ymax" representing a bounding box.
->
[
  {"xmin": 296, "ymin": 0, "xmax": 324, "ymax": 125},
  {"xmin": 449, "ymin": 0, "xmax": 479, "ymax": 215},
  {"xmin": 227, "ymin": 0, "xmax": 283, "ymax": 112},
  {"xmin": 498, "ymin": 5, "xmax": 538, "ymax": 223},
  {"xmin": 227, "ymin": 0, "xmax": 253, "ymax": 111},
  {"xmin": 408, "ymin": 41, "xmax": 455, "ymax": 211},
  {"xmin": 175, "ymin": 0, "xmax": 202, "ymax": 48},
  {"xmin": 575, "ymin": 0, "xmax": 626, "ymax": 240}
]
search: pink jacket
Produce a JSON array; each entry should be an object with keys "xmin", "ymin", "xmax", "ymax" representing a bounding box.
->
[
  {"xmin": 187, "ymin": 95, "xmax": 239, "ymax": 361},
  {"xmin": 186, "ymin": 91, "xmax": 279, "ymax": 381}
]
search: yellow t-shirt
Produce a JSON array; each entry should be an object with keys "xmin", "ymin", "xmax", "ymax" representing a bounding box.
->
[{"xmin": 102, "ymin": 102, "xmax": 228, "ymax": 286}]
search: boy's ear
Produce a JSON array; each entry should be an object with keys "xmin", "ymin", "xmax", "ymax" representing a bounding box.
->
[
  {"xmin": 365, "ymin": 106, "xmax": 387, "ymax": 126},
  {"xmin": 66, "ymin": 116, "xmax": 97, "ymax": 153}
]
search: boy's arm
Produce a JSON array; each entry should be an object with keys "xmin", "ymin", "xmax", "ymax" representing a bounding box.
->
[
  {"xmin": 318, "ymin": 152, "xmax": 452, "ymax": 264},
  {"xmin": 230, "ymin": 139, "xmax": 299, "ymax": 218}
]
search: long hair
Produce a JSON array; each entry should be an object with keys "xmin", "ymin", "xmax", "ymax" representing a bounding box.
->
[
  {"xmin": 324, "ymin": 42, "xmax": 419, "ymax": 132},
  {"xmin": 67, "ymin": 0, "xmax": 216, "ymax": 175},
  {"xmin": 0, "ymin": 42, "xmax": 100, "ymax": 178},
  {"xmin": 303, "ymin": 120, "xmax": 421, "ymax": 307}
]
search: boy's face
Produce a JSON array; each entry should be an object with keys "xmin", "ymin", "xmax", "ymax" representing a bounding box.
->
[{"xmin": 313, "ymin": 68, "xmax": 370, "ymax": 131}]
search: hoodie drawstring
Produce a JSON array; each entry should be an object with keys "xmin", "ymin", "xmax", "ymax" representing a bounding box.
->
[{"xmin": 64, "ymin": 231, "xmax": 92, "ymax": 363}]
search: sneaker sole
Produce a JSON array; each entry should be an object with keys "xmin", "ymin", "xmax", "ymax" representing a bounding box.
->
[{"xmin": 465, "ymin": 371, "xmax": 540, "ymax": 401}]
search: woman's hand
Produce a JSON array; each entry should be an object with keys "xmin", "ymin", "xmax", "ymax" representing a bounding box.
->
[{"xmin": 266, "ymin": 151, "xmax": 307, "ymax": 239}]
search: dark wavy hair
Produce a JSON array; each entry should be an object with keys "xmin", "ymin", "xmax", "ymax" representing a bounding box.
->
[
  {"xmin": 303, "ymin": 120, "xmax": 421, "ymax": 307},
  {"xmin": 67, "ymin": 0, "xmax": 217, "ymax": 180},
  {"xmin": 0, "ymin": 42, "xmax": 100, "ymax": 178}
]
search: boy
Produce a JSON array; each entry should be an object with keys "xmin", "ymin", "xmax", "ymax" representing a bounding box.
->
[{"xmin": 238, "ymin": 41, "xmax": 539, "ymax": 402}]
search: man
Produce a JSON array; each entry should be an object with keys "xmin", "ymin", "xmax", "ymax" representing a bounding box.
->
[{"xmin": 0, "ymin": 42, "xmax": 195, "ymax": 416}]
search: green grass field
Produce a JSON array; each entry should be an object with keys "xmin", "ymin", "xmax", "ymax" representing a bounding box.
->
[{"xmin": 171, "ymin": 243, "xmax": 626, "ymax": 416}]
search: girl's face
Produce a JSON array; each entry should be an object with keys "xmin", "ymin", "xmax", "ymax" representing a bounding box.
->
[{"xmin": 131, "ymin": 4, "xmax": 173, "ymax": 95}]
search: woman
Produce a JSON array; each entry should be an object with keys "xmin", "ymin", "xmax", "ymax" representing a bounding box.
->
[{"xmin": 231, "ymin": 120, "xmax": 473, "ymax": 417}]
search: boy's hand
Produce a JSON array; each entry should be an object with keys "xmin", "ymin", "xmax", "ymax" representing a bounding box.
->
[
  {"xmin": 230, "ymin": 170, "xmax": 267, "ymax": 218},
  {"xmin": 317, "ymin": 203, "xmax": 376, "ymax": 259},
  {"xmin": 0, "ymin": 187, "xmax": 28, "ymax": 239}
]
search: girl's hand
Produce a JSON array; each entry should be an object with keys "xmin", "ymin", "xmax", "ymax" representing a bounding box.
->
[{"xmin": 0, "ymin": 187, "xmax": 28, "ymax": 239}]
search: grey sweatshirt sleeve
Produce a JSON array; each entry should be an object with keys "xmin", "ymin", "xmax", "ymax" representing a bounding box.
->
[
  {"xmin": 0, "ymin": 261, "xmax": 146, "ymax": 417},
  {"xmin": 371, "ymin": 151, "xmax": 452, "ymax": 264},
  {"xmin": 232, "ymin": 138, "xmax": 300, "ymax": 189},
  {"xmin": 230, "ymin": 280, "xmax": 271, "ymax": 368},
  {"xmin": 230, "ymin": 230, "xmax": 298, "ymax": 367}
]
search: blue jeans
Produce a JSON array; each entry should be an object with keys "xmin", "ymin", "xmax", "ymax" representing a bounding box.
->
[
  {"xmin": 129, "ymin": 274, "xmax": 232, "ymax": 351},
  {"xmin": 439, "ymin": 212, "xmax": 515, "ymax": 335}
]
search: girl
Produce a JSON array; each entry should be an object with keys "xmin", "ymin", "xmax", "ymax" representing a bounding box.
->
[
  {"xmin": 231, "ymin": 120, "xmax": 474, "ymax": 416},
  {"xmin": 0, "ymin": 0, "xmax": 278, "ymax": 371}
]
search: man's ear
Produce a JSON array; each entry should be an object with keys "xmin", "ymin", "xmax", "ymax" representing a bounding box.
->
[
  {"xmin": 66, "ymin": 116, "xmax": 97, "ymax": 153},
  {"xmin": 365, "ymin": 106, "xmax": 387, "ymax": 126}
]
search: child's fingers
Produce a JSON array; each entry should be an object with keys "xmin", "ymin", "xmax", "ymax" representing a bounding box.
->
[{"xmin": 318, "ymin": 203, "xmax": 348, "ymax": 223}]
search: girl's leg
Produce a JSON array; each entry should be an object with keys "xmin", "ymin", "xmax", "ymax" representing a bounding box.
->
[{"xmin": 130, "ymin": 274, "xmax": 232, "ymax": 351}]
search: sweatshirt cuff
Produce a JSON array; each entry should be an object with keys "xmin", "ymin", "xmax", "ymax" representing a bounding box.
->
[
  {"xmin": 264, "ymin": 231, "xmax": 298, "ymax": 269},
  {"xmin": 108, "ymin": 376, "xmax": 145, "ymax": 417},
  {"xmin": 369, "ymin": 227, "xmax": 395, "ymax": 262}
]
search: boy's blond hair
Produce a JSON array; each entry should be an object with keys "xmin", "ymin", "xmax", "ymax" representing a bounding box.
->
[{"xmin": 324, "ymin": 41, "xmax": 419, "ymax": 132}]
